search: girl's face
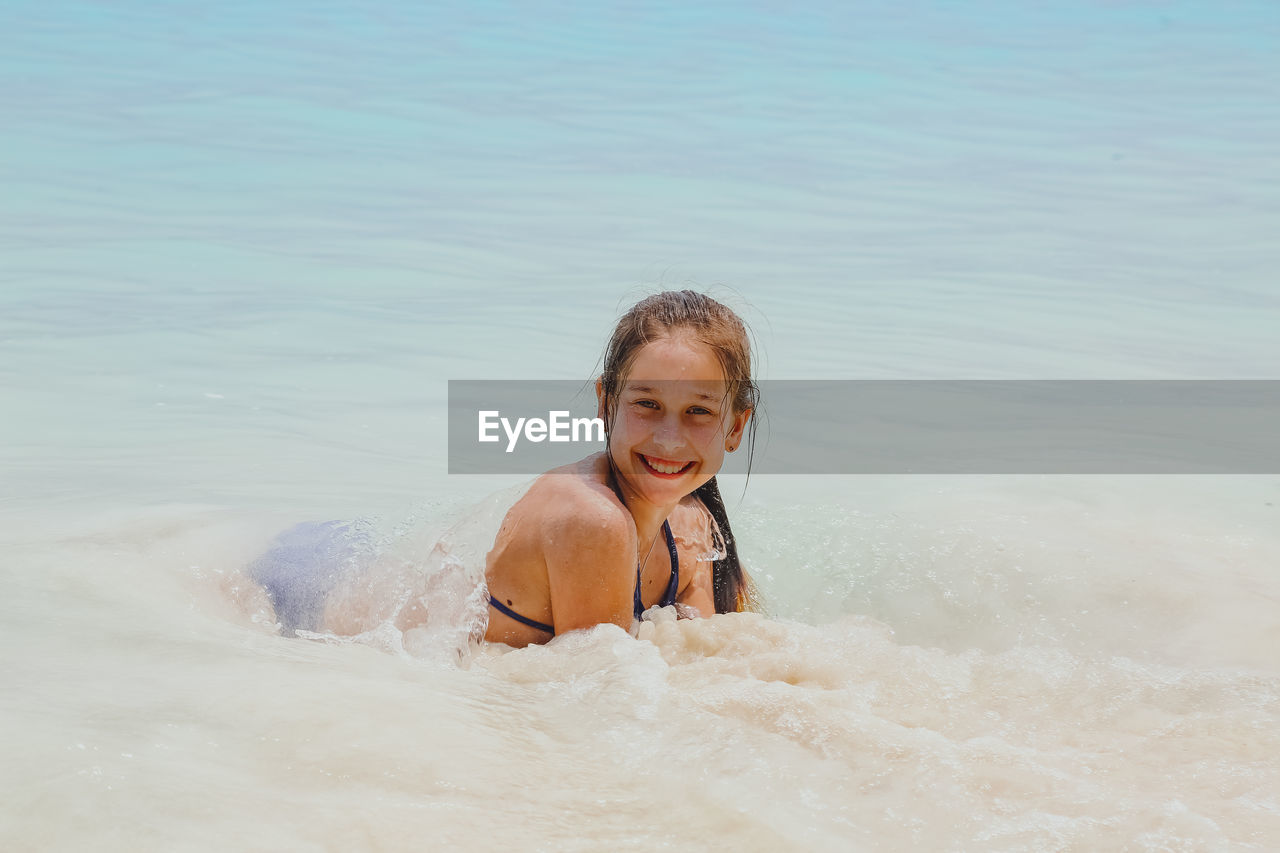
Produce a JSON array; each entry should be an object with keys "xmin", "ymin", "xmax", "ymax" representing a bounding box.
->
[{"xmin": 598, "ymin": 333, "xmax": 751, "ymax": 509}]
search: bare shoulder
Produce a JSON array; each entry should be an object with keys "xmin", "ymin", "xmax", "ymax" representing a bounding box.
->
[{"xmin": 517, "ymin": 454, "xmax": 635, "ymax": 552}]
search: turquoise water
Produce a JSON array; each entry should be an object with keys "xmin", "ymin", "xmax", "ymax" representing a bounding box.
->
[
  {"xmin": 4, "ymin": 0, "xmax": 1278, "ymax": 509},
  {"xmin": 3, "ymin": 2, "xmax": 1280, "ymax": 849}
]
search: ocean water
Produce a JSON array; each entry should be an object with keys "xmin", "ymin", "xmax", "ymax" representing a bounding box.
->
[{"xmin": 3, "ymin": 1, "xmax": 1279, "ymax": 850}]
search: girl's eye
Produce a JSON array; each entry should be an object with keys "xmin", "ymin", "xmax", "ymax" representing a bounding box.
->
[{"xmin": 630, "ymin": 399, "xmax": 716, "ymax": 416}]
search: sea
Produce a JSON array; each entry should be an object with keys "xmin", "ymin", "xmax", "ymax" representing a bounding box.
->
[{"xmin": 2, "ymin": 1, "xmax": 1278, "ymax": 850}]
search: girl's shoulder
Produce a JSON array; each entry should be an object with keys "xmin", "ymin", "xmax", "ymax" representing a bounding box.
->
[{"xmin": 513, "ymin": 453, "xmax": 634, "ymax": 538}]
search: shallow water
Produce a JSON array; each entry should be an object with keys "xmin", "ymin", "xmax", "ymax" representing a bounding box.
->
[
  {"xmin": 4, "ymin": 0, "xmax": 1280, "ymax": 850},
  {"xmin": 4, "ymin": 481, "xmax": 1279, "ymax": 850}
]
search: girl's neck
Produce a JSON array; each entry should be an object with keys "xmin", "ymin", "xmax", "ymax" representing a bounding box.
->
[
  {"xmin": 627, "ymin": 502, "xmax": 673, "ymax": 564},
  {"xmin": 605, "ymin": 461, "xmax": 675, "ymax": 562}
]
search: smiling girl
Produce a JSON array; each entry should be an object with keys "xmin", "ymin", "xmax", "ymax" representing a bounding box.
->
[{"xmin": 483, "ymin": 290, "xmax": 761, "ymax": 647}]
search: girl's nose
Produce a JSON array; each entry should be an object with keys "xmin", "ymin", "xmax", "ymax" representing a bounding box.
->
[{"xmin": 653, "ymin": 415, "xmax": 684, "ymax": 452}]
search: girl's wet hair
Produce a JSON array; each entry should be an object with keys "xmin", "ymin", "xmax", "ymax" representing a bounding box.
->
[{"xmin": 599, "ymin": 290, "xmax": 761, "ymax": 614}]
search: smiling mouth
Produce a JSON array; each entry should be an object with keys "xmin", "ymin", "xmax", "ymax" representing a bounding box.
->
[{"xmin": 639, "ymin": 454, "xmax": 695, "ymax": 477}]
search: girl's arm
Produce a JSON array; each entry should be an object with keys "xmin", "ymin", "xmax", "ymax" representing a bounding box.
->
[
  {"xmin": 676, "ymin": 557, "xmax": 715, "ymax": 616},
  {"xmin": 674, "ymin": 495, "xmax": 717, "ymax": 616},
  {"xmin": 544, "ymin": 503, "xmax": 637, "ymax": 634}
]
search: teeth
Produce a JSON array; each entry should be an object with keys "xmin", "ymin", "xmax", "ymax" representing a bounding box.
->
[{"xmin": 644, "ymin": 456, "xmax": 688, "ymax": 475}]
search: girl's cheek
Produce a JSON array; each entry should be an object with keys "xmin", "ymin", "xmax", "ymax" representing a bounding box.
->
[
  {"xmin": 618, "ymin": 413, "xmax": 649, "ymax": 435},
  {"xmin": 691, "ymin": 425, "xmax": 725, "ymax": 446}
]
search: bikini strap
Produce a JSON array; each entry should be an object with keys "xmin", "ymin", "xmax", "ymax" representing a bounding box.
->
[
  {"xmin": 489, "ymin": 595, "xmax": 554, "ymax": 634},
  {"xmin": 635, "ymin": 519, "xmax": 681, "ymax": 617}
]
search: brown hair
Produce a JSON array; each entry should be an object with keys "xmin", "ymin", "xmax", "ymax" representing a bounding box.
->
[{"xmin": 598, "ymin": 290, "xmax": 761, "ymax": 613}]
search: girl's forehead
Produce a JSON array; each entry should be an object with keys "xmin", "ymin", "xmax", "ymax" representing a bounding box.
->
[{"xmin": 624, "ymin": 336, "xmax": 727, "ymax": 384}]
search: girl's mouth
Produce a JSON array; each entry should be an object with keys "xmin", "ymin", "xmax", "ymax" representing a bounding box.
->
[{"xmin": 639, "ymin": 454, "xmax": 695, "ymax": 478}]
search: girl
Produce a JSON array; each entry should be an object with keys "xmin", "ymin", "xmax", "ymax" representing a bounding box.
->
[
  {"xmin": 483, "ymin": 290, "xmax": 761, "ymax": 646},
  {"xmin": 248, "ymin": 290, "xmax": 760, "ymax": 646}
]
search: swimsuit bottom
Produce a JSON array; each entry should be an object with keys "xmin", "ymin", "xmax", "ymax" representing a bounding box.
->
[{"xmin": 247, "ymin": 520, "xmax": 369, "ymax": 636}]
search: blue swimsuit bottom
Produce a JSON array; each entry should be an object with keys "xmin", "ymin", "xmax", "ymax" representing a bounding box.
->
[{"xmin": 248, "ymin": 520, "xmax": 368, "ymax": 636}]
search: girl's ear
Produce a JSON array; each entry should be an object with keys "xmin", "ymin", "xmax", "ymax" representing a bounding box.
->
[
  {"xmin": 595, "ymin": 377, "xmax": 605, "ymax": 419},
  {"xmin": 725, "ymin": 407, "xmax": 752, "ymax": 451}
]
